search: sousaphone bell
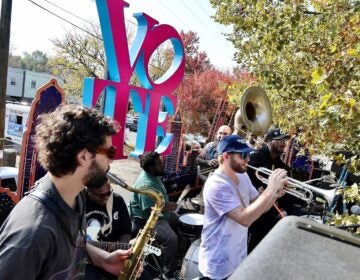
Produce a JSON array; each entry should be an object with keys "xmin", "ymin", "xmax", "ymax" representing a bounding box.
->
[{"xmin": 234, "ymin": 86, "xmax": 272, "ymax": 137}]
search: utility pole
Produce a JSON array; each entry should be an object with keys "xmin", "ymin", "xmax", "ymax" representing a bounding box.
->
[{"xmin": 0, "ymin": 0, "xmax": 13, "ymax": 166}]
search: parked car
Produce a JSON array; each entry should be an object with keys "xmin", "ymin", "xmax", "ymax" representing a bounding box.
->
[
  {"xmin": 128, "ymin": 118, "xmax": 138, "ymax": 132},
  {"xmin": 126, "ymin": 115, "xmax": 138, "ymax": 132}
]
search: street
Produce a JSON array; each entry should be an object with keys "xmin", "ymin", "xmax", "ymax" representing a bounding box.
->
[{"xmin": 110, "ymin": 129, "xmax": 141, "ymax": 204}]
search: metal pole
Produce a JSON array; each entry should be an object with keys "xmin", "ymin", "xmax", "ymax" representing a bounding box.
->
[{"xmin": 0, "ymin": 0, "xmax": 13, "ymax": 166}]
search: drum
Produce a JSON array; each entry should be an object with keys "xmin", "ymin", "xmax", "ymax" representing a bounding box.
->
[
  {"xmin": 178, "ymin": 213, "xmax": 204, "ymax": 237},
  {"xmin": 191, "ymin": 196, "xmax": 204, "ymax": 207},
  {"xmin": 178, "ymin": 213, "xmax": 204, "ymax": 259},
  {"xmin": 180, "ymin": 239, "xmax": 202, "ymax": 280}
]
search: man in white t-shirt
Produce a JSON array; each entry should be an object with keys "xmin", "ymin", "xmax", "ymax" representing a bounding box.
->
[{"xmin": 198, "ymin": 135, "xmax": 288, "ymax": 279}]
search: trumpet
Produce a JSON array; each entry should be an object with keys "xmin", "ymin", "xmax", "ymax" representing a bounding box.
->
[
  {"xmin": 197, "ymin": 166, "xmax": 217, "ymax": 176},
  {"xmin": 247, "ymin": 165, "xmax": 336, "ymax": 205}
]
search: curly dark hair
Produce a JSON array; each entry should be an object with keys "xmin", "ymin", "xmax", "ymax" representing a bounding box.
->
[
  {"xmin": 140, "ymin": 151, "xmax": 160, "ymax": 173},
  {"xmin": 35, "ymin": 105, "xmax": 119, "ymax": 177}
]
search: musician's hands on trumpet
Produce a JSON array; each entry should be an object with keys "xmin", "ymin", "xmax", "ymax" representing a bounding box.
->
[{"xmin": 261, "ymin": 168, "xmax": 288, "ymax": 203}]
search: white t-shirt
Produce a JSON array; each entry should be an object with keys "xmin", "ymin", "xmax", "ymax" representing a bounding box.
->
[{"xmin": 199, "ymin": 170, "xmax": 258, "ymax": 279}]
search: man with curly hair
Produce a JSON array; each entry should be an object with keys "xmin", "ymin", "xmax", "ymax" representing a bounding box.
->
[
  {"xmin": 129, "ymin": 151, "xmax": 179, "ymax": 280},
  {"xmin": 0, "ymin": 105, "xmax": 131, "ymax": 279}
]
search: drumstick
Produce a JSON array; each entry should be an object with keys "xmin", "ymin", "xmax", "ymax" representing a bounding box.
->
[{"xmin": 175, "ymin": 184, "xmax": 191, "ymax": 213}]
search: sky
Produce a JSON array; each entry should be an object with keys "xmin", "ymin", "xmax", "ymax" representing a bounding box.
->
[{"xmin": 5, "ymin": 0, "xmax": 238, "ymax": 72}]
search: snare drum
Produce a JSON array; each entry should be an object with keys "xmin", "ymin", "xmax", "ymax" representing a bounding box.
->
[{"xmin": 178, "ymin": 213, "xmax": 204, "ymax": 237}]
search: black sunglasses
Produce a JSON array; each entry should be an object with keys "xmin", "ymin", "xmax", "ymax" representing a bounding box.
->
[
  {"xmin": 96, "ymin": 145, "xmax": 117, "ymax": 159},
  {"xmin": 228, "ymin": 152, "xmax": 250, "ymax": 159}
]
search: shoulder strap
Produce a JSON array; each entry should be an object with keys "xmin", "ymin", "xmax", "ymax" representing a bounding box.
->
[{"xmin": 29, "ymin": 191, "xmax": 76, "ymax": 247}]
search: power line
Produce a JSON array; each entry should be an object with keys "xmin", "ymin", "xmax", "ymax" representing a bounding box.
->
[
  {"xmin": 42, "ymin": 0, "xmax": 90, "ymax": 25},
  {"xmin": 27, "ymin": 0, "xmax": 167, "ymax": 72},
  {"xmin": 157, "ymin": 0, "xmax": 232, "ymax": 71},
  {"xmin": 179, "ymin": 0, "xmax": 230, "ymax": 50},
  {"xmin": 193, "ymin": 0, "xmax": 228, "ymax": 35},
  {"xmin": 28, "ymin": 0, "xmax": 232, "ymax": 73},
  {"xmin": 27, "ymin": 0, "xmax": 102, "ymax": 40}
]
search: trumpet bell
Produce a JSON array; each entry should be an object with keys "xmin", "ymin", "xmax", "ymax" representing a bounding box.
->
[{"xmin": 234, "ymin": 86, "xmax": 272, "ymax": 136}]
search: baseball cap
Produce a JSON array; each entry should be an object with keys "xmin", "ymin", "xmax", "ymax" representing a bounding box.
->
[
  {"xmin": 217, "ymin": 135, "xmax": 254, "ymax": 155},
  {"xmin": 265, "ymin": 128, "xmax": 290, "ymax": 141}
]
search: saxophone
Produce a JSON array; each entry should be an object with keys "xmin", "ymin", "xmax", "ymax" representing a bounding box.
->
[{"xmin": 106, "ymin": 172, "xmax": 165, "ymax": 280}]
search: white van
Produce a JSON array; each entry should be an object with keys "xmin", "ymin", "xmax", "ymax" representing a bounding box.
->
[{"xmin": 5, "ymin": 103, "xmax": 31, "ymax": 145}]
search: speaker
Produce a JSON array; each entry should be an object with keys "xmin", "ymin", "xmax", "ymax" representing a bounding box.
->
[{"xmin": 229, "ymin": 216, "xmax": 360, "ymax": 280}]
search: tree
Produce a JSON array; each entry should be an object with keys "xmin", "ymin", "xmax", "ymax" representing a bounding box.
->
[
  {"xmin": 176, "ymin": 69, "xmax": 233, "ymax": 135},
  {"xmin": 211, "ymin": 0, "xmax": 360, "ymax": 173},
  {"xmin": 8, "ymin": 50, "xmax": 49, "ymax": 72},
  {"xmin": 48, "ymin": 25, "xmax": 106, "ymax": 99},
  {"xmin": 21, "ymin": 51, "xmax": 49, "ymax": 72},
  {"xmin": 180, "ymin": 30, "xmax": 211, "ymax": 74},
  {"xmin": 8, "ymin": 53, "xmax": 22, "ymax": 69}
]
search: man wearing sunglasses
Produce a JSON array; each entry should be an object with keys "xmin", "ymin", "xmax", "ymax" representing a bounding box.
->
[
  {"xmin": 198, "ymin": 134, "xmax": 287, "ymax": 280},
  {"xmin": 0, "ymin": 105, "xmax": 131, "ymax": 279},
  {"xmin": 86, "ymin": 176, "xmax": 131, "ymax": 244},
  {"xmin": 85, "ymin": 176, "xmax": 153, "ymax": 280}
]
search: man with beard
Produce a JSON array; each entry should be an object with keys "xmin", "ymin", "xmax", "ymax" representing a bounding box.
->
[
  {"xmin": 247, "ymin": 128, "xmax": 301, "ymax": 253},
  {"xmin": 129, "ymin": 151, "xmax": 179, "ymax": 280},
  {"xmin": 0, "ymin": 105, "xmax": 131, "ymax": 279},
  {"xmin": 196, "ymin": 125, "xmax": 232, "ymax": 181},
  {"xmin": 198, "ymin": 135, "xmax": 287, "ymax": 280}
]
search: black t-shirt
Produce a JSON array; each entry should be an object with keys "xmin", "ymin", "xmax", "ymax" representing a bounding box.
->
[
  {"xmin": 0, "ymin": 174, "xmax": 85, "ymax": 279},
  {"xmin": 85, "ymin": 193, "xmax": 131, "ymax": 242}
]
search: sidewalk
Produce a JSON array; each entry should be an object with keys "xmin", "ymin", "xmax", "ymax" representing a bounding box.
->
[{"xmin": 109, "ymin": 157, "xmax": 141, "ymax": 204}]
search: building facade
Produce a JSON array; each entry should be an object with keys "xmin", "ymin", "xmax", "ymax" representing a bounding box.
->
[{"xmin": 6, "ymin": 67, "xmax": 53, "ymax": 103}]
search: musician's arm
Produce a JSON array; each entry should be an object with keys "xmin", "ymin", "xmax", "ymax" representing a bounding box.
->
[
  {"xmin": 86, "ymin": 243, "xmax": 131, "ymax": 276},
  {"xmin": 196, "ymin": 149, "xmax": 211, "ymax": 167},
  {"xmin": 228, "ymin": 169, "xmax": 288, "ymax": 227},
  {"xmin": 227, "ymin": 192, "xmax": 277, "ymax": 227}
]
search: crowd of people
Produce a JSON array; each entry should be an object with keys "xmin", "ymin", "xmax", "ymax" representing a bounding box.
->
[{"xmin": 0, "ymin": 105, "xmax": 297, "ymax": 280}]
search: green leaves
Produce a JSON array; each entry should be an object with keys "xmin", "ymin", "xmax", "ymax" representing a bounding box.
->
[
  {"xmin": 311, "ymin": 68, "xmax": 327, "ymax": 85},
  {"xmin": 212, "ymin": 0, "xmax": 360, "ymax": 174}
]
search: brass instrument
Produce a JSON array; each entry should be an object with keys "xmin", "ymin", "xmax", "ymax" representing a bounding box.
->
[
  {"xmin": 197, "ymin": 166, "xmax": 217, "ymax": 176},
  {"xmin": 247, "ymin": 165, "xmax": 336, "ymax": 204},
  {"xmin": 234, "ymin": 86, "xmax": 272, "ymax": 137},
  {"xmin": 106, "ymin": 172, "xmax": 165, "ymax": 280}
]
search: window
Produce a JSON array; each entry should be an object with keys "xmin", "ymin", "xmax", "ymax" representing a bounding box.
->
[
  {"xmin": 16, "ymin": 115, "xmax": 23, "ymax": 125},
  {"xmin": 31, "ymin": 80, "xmax": 36, "ymax": 89},
  {"xmin": 10, "ymin": 78, "xmax": 16, "ymax": 86}
]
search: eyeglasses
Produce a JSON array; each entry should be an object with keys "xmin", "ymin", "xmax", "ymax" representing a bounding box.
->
[
  {"xmin": 96, "ymin": 145, "xmax": 117, "ymax": 159},
  {"xmin": 90, "ymin": 187, "xmax": 113, "ymax": 199}
]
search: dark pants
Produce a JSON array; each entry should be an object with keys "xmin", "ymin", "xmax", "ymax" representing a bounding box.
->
[{"xmin": 132, "ymin": 213, "xmax": 179, "ymax": 277}]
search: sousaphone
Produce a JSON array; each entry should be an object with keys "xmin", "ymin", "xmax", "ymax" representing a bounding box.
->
[{"xmin": 234, "ymin": 86, "xmax": 272, "ymax": 137}]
